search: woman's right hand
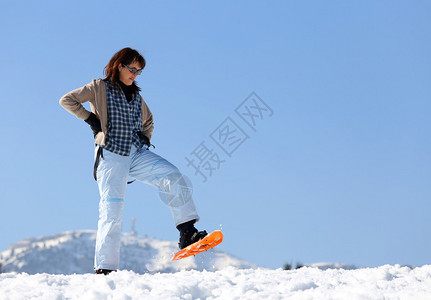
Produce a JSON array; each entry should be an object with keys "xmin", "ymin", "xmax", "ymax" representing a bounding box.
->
[{"xmin": 84, "ymin": 113, "xmax": 102, "ymax": 137}]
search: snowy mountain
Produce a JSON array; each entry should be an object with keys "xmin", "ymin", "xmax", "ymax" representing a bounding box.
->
[{"xmin": 0, "ymin": 230, "xmax": 256, "ymax": 275}]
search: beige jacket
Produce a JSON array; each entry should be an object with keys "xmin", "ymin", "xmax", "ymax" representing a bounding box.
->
[{"xmin": 59, "ymin": 79, "xmax": 154, "ymax": 146}]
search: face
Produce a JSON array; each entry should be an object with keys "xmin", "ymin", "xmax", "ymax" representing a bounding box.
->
[{"xmin": 118, "ymin": 61, "xmax": 143, "ymax": 86}]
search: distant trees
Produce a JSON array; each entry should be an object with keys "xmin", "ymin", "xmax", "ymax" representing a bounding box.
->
[{"xmin": 284, "ymin": 262, "xmax": 304, "ymax": 270}]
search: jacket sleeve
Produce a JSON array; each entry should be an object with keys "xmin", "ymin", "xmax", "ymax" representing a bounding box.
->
[
  {"xmin": 59, "ymin": 82, "xmax": 95, "ymax": 121},
  {"xmin": 141, "ymin": 96, "xmax": 154, "ymax": 140}
]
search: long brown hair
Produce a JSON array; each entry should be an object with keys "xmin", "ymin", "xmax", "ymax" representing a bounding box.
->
[{"xmin": 103, "ymin": 47, "xmax": 146, "ymax": 94}]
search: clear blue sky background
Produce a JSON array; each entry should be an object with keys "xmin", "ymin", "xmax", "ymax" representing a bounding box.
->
[{"xmin": 0, "ymin": 1, "xmax": 429, "ymax": 270}]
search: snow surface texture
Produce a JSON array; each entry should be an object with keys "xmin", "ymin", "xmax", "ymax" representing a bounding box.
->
[
  {"xmin": 1, "ymin": 265, "xmax": 431, "ymax": 299},
  {"xmin": 0, "ymin": 230, "xmax": 255, "ymax": 274},
  {"xmin": 1, "ymin": 232, "xmax": 430, "ymax": 299}
]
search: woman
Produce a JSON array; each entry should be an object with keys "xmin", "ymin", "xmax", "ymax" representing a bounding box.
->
[{"xmin": 60, "ymin": 47, "xmax": 207, "ymax": 275}]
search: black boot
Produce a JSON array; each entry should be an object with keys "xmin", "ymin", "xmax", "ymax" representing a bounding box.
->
[
  {"xmin": 177, "ymin": 220, "xmax": 207, "ymax": 249},
  {"xmin": 95, "ymin": 269, "xmax": 115, "ymax": 275}
]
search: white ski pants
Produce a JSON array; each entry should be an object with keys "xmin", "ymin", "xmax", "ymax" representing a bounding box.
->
[{"xmin": 94, "ymin": 145, "xmax": 199, "ymax": 270}]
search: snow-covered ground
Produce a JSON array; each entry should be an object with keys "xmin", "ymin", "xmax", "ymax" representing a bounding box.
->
[
  {"xmin": 1, "ymin": 265, "xmax": 431, "ymax": 299},
  {"xmin": 1, "ymin": 231, "xmax": 430, "ymax": 299}
]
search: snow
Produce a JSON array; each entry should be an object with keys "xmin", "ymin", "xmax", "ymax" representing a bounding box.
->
[
  {"xmin": 1, "ymin": 231, "xmax": 431, "ymax": 299},
  {"xmin": 1, "ymin": 265, "xmax": 431, "ymax": 299}
]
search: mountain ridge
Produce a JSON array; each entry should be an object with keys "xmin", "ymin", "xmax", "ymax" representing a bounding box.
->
[{"xmin": 0, "ymin": 230, "xmax": 257, "ymax": 274}]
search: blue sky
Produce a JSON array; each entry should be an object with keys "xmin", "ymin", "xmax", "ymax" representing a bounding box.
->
[{"xmin": 0, "ymin": 1, "xmax": 430, "ymax": 269}]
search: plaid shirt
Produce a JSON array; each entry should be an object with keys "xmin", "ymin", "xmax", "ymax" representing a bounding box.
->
[{"xmin": 104, "ymin": 81, "xmax": 143, "ymax": 156}]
